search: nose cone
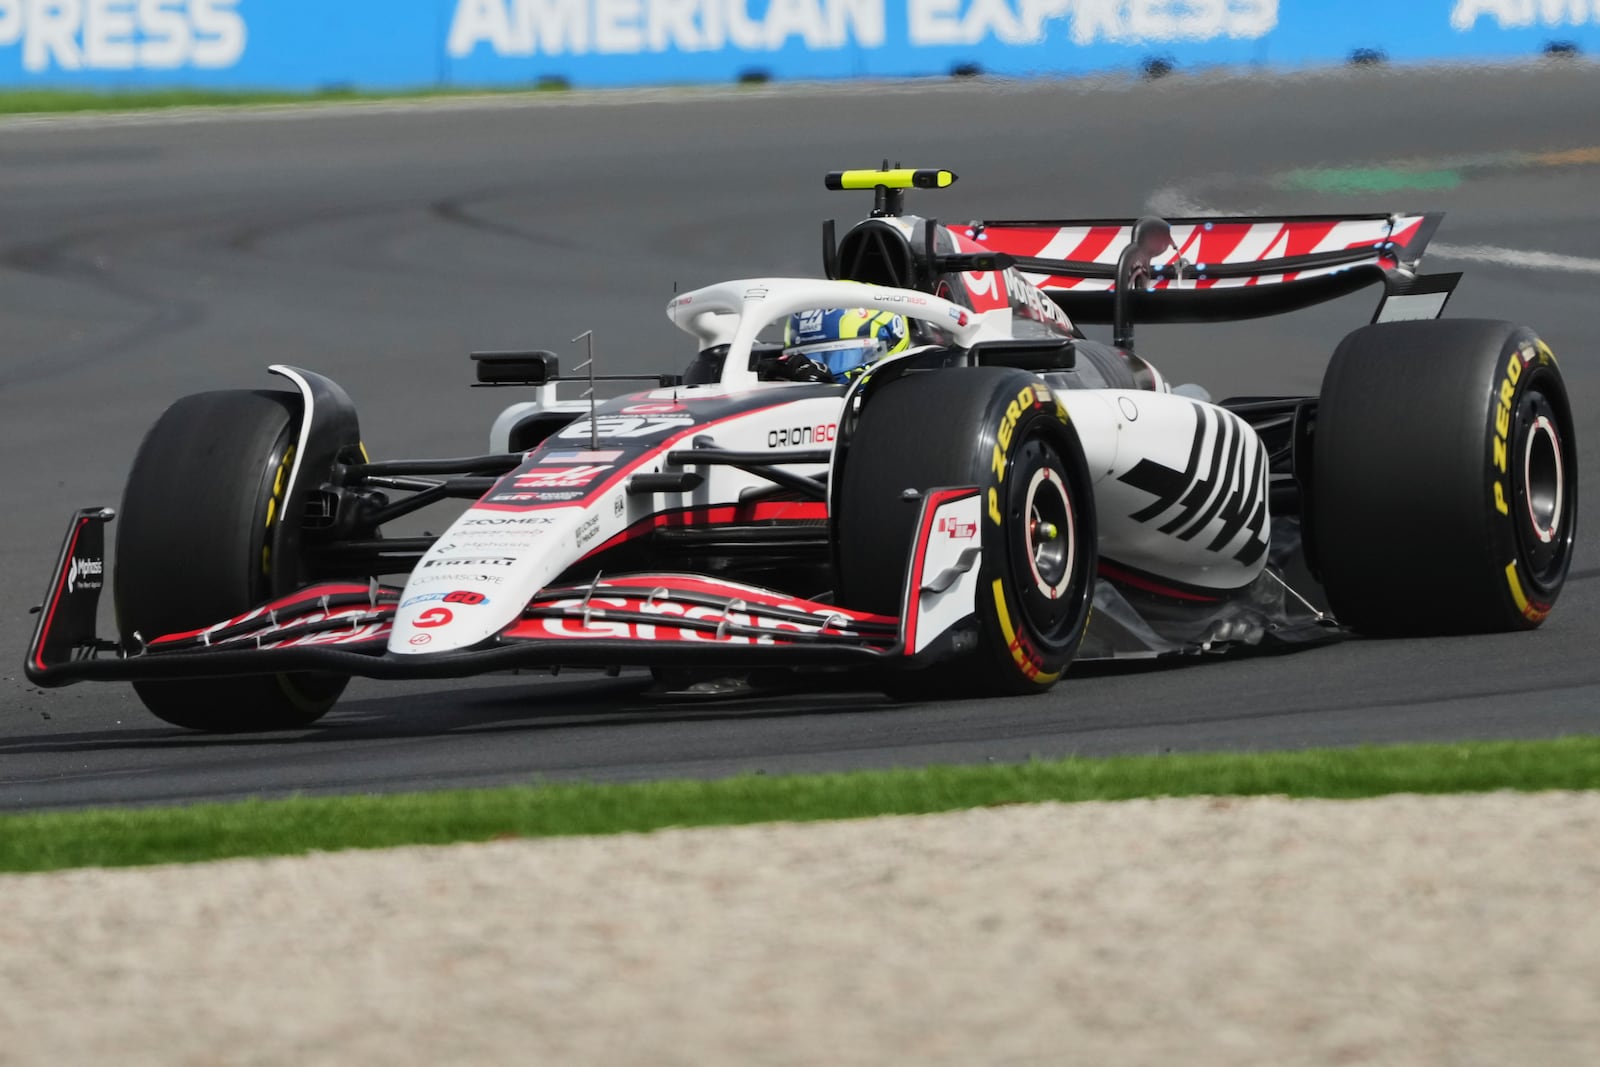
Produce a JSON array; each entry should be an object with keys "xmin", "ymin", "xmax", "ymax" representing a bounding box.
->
[{"xmin": 388, "ymin": 508, "xmax": 580, "ymax": 654}]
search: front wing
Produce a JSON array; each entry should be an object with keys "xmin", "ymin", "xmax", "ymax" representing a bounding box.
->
[{"xmin": 25, "ymin": 490, "xmax": 988, "ymax": 686}]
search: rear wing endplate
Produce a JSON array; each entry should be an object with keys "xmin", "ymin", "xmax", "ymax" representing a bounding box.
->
[{"xmin": 1372, "ymin": 271, "xmax": 1460, "ymax": 324}]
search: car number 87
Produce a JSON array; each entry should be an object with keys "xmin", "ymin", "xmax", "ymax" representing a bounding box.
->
[{"xmin": 559, "ymin": 416, "xmax": 692, "ymax": 440}]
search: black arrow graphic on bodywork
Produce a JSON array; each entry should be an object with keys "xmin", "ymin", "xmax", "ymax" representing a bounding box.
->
[{"xmin": 1118, "ymin": 402, "xmax": 1269, "ymax": 566}]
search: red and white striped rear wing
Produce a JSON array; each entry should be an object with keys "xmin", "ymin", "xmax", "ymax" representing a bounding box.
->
[{"xmin": 968, "ymin": 213, "xmax": 1448, "ymax": 324}]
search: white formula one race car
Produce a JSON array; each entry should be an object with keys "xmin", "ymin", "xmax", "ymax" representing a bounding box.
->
[{"xmin": 26, "ymin": 168, "xmax": 1577, "ymax": 730}]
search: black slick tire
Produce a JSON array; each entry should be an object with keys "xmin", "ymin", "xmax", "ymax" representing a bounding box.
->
[
  {"xmin": 114, "ymin": 390, "xmax": 348, "ymax": 731},
  {"xmin": 1312, "ymin": 319, "xmax": 1576, "ymax": 635},
  {"xmin": 836, "ymin": 367, "xmax": 1097, "ymax": 696}
]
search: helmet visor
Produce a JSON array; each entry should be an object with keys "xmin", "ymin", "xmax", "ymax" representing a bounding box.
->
[{"xmin": 786, "ymin": 339, "xmax": 881, "ymax": 381}]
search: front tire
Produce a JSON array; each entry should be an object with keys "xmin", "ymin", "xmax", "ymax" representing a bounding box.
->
[
  {"xmin": 836, "ymin": 368, "xmax": 1097, "ymax": 696},
  {"xmin": 1312, "ymin": 319, "xmax": 1576, "ymax": 635},
  {"xmin": 114, "ymin": 390, "xmax": 348, "ymax": 731}
]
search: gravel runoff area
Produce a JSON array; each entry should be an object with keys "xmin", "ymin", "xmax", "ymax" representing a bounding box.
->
[{"xmin": 3, "ymin": 793, "xmax": 1598, "ymax": 1066}]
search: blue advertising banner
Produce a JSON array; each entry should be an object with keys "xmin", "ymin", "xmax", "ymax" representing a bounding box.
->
[{"xmin": 0, "ymin": 2, "xmax": 1594, "ymax": 92}]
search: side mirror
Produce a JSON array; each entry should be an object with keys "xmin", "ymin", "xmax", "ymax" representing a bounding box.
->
[{"xmin": 472, "ymin": 350, "xmax": 560, "ymax": 385}]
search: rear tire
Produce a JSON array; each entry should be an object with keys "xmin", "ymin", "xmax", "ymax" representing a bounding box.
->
[
  {"xmin": 836, "ymin": 368, "xmax": 1096, "ymax": 696},
  {"xmin": 115, "ymin": 390, "xmax": 348, "ymax": 731},
  {"xmin": 1312, "ymin": 320, "xmax": 1576, "ymax": 635}
]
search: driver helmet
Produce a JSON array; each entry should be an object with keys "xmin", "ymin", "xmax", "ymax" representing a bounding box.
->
[{"xmin": 783, "ymin": 308, "xmax": 909, "ymax": 383}]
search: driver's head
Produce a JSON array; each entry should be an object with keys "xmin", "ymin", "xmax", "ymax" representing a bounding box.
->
[{"xmin": 783, "ymin": 308, "xmax": 909, "ymax": 383}]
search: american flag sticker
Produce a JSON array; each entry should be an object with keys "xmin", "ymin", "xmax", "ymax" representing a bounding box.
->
[{"xmin": 542, "ymin": 450, "xmax": 623, "ymax": 464}]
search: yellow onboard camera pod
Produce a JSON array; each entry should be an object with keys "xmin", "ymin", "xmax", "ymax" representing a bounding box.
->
[
  {"xmin": 824, "ymin": 168, "xmax": 958, "ymax": 220},
  {"xmin": 825, "ymin": 169, "xmax": 957, "ymax": 191}
]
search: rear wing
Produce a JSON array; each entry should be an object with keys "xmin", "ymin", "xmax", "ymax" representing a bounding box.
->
[{"xmin": 970, "ymin": 213, "xmax": 1448, "ymax": 325}]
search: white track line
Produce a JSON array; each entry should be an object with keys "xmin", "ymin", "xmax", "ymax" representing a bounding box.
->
[{"xmin": 1429, "ymin": 243, "xmax": 1600, "ymax": 275}]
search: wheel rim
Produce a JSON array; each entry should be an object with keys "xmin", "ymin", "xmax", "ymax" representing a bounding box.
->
[
  {"xmin": 1004, "ymin": 433, "xmax": 1087, "ymax": 644},
  {"xmin": 1522, "ymin": 415, "xmax": 1563, "ymax": 544},
  {"xmin": 1512, "ymin": 378, "xmax": 1575, "ymax": 591},
  {"xmin": 1023, "ymin": 467, "xmax": 1075, "ymax": 600}
]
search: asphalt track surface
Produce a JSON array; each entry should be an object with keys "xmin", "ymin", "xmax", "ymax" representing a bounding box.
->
[{"xmin": 3, "ymin": 66, "xmax": 1598, "ymax": 811}]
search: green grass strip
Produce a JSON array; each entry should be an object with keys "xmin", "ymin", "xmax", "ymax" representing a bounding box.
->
[
  {"xmin": 0, "ymin": 85, "xmax": 570, "ymax": 116},
  {"xmin": 3, "ymin": 736, "xmax": 1599, "ymax": 874}
]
